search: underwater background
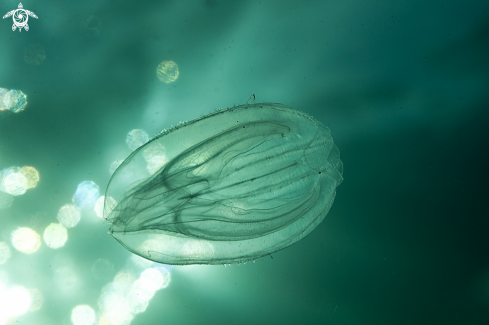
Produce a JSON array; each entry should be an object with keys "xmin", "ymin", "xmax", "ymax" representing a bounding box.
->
[{"xmin": 1, "ymin": 0, "xmax": 488, "ymax": 324}]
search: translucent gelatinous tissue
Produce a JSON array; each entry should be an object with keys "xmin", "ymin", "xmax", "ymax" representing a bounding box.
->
[{"xmin": 104, "ymin": 103, "xmax": 343, "ymax": 265}]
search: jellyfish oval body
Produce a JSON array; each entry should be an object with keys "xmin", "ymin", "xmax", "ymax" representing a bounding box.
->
[{"xmin": 104, "ymin": 103, "xmax": 343, "ymax": 265}]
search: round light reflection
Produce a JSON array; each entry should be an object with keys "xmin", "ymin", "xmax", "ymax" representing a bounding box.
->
[
  {"xmin": 126, "ymin": 129, "xmax": 149, "ymax": 151},
  {"xmin": 98, "ymin": 292, "xmax": 134, "ymax": 325},
  {"xmin": 73, "ymin": 181, "xmax": 100, "ymax": 209},
  {"xmin": 94, "ymin": 196, "xmax": 117, "ymax": 219},
  {"xmin": 156, "ymin": 60, "xmax": 179, "ymax": 83},
  {"xmin": 112, "ymin": 272, "xmax": 135, "ymax": 293},
  {"xmin": 0, "ymin": 285, "xmax": 31, "ymax": 317},
  {"xmin": 143, "ymin": 143, "xmax": 167, "ymax": 174},
  {"xmin": 10, "ymin": 227, "xmax": 41, "ymax": 254},
  {"xmin": 2, "ymin": 89, "xmax": 27, "ymax": 113},
  {"xmin": 19, "ymin": 166, "xmax": 40, "ymax": 189},
  {"xmin": 0, "ymin": 167, "xmax": 27, "ymax": 196},
  {"xmin": 57, "ymin": 204, "xmax": 81, "ymax": 228},
  {"xmin": 139, "ymin": 268, "xmax": 164, "ymax": 291},
  {"xmin": 43, "ymin": 223, "xmax": 68, "ymax": 249},
  {"xmin": 71, "ymin": 305, "xmax": 96, "ymax": 325}
]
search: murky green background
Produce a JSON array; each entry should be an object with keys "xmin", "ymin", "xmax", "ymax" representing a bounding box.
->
[{"xmin": 1, "ymin": 0, "xmax": 488, "ymax": 324}]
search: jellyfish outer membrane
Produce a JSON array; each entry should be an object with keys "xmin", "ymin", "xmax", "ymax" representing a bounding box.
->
[{"xmin": 104, "ymin": 102, "xmax": 343, "ymax": 265}]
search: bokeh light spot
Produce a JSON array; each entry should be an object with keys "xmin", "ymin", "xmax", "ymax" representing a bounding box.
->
[
  {"xmin": 156, "ymin": 60, "xmax": 179, "ymax": 83},
  {"xmin": 19, "ymin": 166, "xmax": 40, "ymax": 189},
  {"xmin": 98, "ymin": 291, "xmax": 134, "ymax": 325},
  {"xmin": 94, "ymin": 196, "xmax": 117, "ymax": 219},
  {"xmin": 0, "ymin": 88, "xmax": 9, "ymax": 111},
  {"xmin": 127, "ymin": 281, "xmax": 154, "ymax": 314},
  {"xmin": 126, "ymin": 129, "xmax": 149, "ymax": 151},
  {"xmin": 127, "ymin": 290, "xmax": 149, "ymax": 314},
  {"xmin": 0, "ymin": 285, "xmax": 31, "ymax": 318},
  {"xmin": 153, "ymin": 266, "xmax": 171, "ymax": 289},
  {"xmin": 1, "ymin": 89, "xmax": 27, "ymax": 113},
  {"xmin": 0, "ymin": 167, "xmax": 28, "ymax": 196},
  {"xmin": 73, "ymin": 181, "xmax": 100, "ymax": 209},
  {"xmin": 139, "ymin": 268, "xmax": 164, "ymax": 292},
  {"xmin": 112, "ymin": 272, "xmax": 135, "ymax": 293},
  {"xmin": 143, "ymin": 143, "xmax": 168, "ymax": 174},
  {"xmin": 57, "ymin": 204, "xmax": 82, "ymax": 228},
  {"xmin": 71, "ymin": 305, "xmax": 96, "ymax": 325},
  {"xmin": 10, "ymin": 227, "xmax": 41, "ymax": 254},
  {"xmin": 43, "ymin": 223, "xmax": 68, "ymax": 249}
]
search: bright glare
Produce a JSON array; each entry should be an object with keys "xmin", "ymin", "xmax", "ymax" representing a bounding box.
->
[
  {"xmin": 73, "ymin": 181, "xmax": 100, "ymax": 209},
  {"xmin": 94, "ymin": 196, "xmax": 117, "ymax": 219},
  {"xmin": 125, "ymin": 267, "xmax": 170, "ymax": 314},
  {"xmin": 10, "ymin": 227, "xmax": 41, "ymax": 254},
  {"xmin": 139, "ymin": 268, "xmax": 164, "ymax": 291},
  {"xmin": 126, "ymin": 289, "xmax": 150, "ymax": 314},
  {"xmin": 95, "ymin": 256, "xmax": 173, "ymax": 325},
  {"xmin": 0, "ymin": 271, "xmax": 7, "ymax": 292},
  {"xmin": 127, "ymin": 281, "xmax": 154, "ymax": 314},
  {"xmin": 154, "ymin": 266, "xmax": 171, "ymax": 289},
  {"xmin": 156, "ymin": 60, "xmax": 179, "ymax": 83},
  {"xmin": 0, "ymin": 285, "xmax": 31, "ymax": 318},
  {"xmin": 71, "ymin": 305, "xmax": 96, "ymax": 325},
  {"xmin": 57, "ymin": 204, "xmax": 82, "ymax": 228},
  {"xmin": 98, "ymin": 291, "xmax": 134, "ymax": 325},
  {"xmin": 43, "ymin": 223, "xmax": 68, "ymax": 249},
  {"xmin": 0, "ymin": 242, "xmax": 11, "ymax": 265},
  {"xmin": 112, "ymin": 272, "xmax": 135, "ymax": 293},
  {"xmin": 19, "ymin": 166, "xmax": 40, "ymax": 189},
  {"xmin": 126, "ymin": 129, "xmax": 149, "ymax": 151}
]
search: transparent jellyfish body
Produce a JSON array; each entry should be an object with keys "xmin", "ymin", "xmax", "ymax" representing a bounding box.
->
[{"xmin": 104, "ymin": 102, "xmax": 343, "ymax": 265}]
